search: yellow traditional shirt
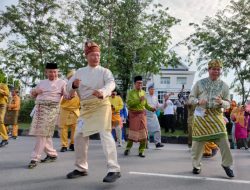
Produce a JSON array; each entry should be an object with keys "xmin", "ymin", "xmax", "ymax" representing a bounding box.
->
[
  {"xmin": 109, "ymin": 96, "xmax": 124, "ymax": 113},
  {"xmin": 60, "ymin": 95, "xmax": 80, "ymax": 115}
]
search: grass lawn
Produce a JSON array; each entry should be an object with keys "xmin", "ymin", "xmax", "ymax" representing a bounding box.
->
[
  {"xmin": 160, "ymin": 129, "xmax": 187, "ymax": 136},
  {"xmin": 19, "ymin": 123, "xmax": 30, "ymax": 130}
]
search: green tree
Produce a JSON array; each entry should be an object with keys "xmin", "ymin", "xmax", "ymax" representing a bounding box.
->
[
  {"xmin": 185, "ymin": 0, "xmax": 250, "ymax": 104},
  {"xmin": 64, "ymin": 0, "xmax": 180, "ymax": 98},
  {"xmin": 0, "ymin": 69, "xmax": 20, "ymax": 89},
  {"xmin": 113, "ymin": 1, "xmax": 180, "ymax": 98},
  {"xmin": 1, "ymin": 0, "xmax": 180, "ymax": 99},
  {"xmin": 0, "ymin": 69, "xmax": 6, "ymax": 83},
  {"xmin": 0, "ymin": 0, "xmax": 75, "ymax": 86}
]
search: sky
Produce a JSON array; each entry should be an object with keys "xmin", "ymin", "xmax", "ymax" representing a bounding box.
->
[
  {"xmin": 0, "ymin": 0, "xmax": 242, "ymax": 101},
  {"xmin": 155, "ymin": 0, "xmax": 241, "ymax": 101}
]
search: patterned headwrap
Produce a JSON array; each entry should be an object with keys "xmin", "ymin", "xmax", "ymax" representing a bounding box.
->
[
  {"xmin": 84, "ymin": 41, "xmax": 100, "ymax": 56},
  {"xmin": 208, "ymin": 59, "xmax": 223, "ymax": 69}
]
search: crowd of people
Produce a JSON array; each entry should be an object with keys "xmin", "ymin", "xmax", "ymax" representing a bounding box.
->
[{"xmin": 0, "ymin": 41, "xmax": 250, "ymax": 183}]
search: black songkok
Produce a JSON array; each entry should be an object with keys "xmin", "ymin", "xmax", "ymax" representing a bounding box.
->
[
  {"xmin": 45, "ymin": 62, "xmax": 58, "ymax": 69},
  {"xmin": 134, "ymin": 75, "xmax": 143, "ymax": 83}
]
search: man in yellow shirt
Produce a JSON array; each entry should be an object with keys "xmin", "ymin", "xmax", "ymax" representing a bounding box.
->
[
  {"xmin": 59, "ymin": 71, "xmax": 80, "ymax": 152},
  {"xmin": 0, "ymin": 83, "xmax": 10, "ymax": 147},
  {"xmin": 4, "ymin": 89, "xmax": 21, "ymax": 139},
  {"xmin": 109, "ymin": 89, "xmax": 124, "ymax": 147}
]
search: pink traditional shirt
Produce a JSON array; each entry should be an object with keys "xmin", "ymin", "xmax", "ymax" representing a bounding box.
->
[{"xmin": 33, "ymin": 79, "xmax": 66, "ymax": 103}]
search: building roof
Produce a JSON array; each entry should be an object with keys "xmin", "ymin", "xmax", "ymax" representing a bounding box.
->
[{"xmin": 160, "ymin": 63, "xmax": 189, "ymax": 71}]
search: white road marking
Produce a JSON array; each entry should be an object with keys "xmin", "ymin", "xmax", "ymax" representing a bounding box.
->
[{"xmin": 130, "ymin": 171, "xmax": 250, "ymax": 184}]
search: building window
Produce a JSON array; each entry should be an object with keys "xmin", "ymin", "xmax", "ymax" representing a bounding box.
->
[
  {"xmin": 158, "ymin": 91, "xmax": 167, "ymax": 104},
  {"xmin": 160, "ymin": 77, "xmax": 170, "ymax": 85},
  {"xmin": 176, "ymin": 77, "xmax": 187, "ymax": 85}
]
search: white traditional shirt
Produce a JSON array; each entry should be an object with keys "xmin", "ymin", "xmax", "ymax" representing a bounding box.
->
[
  {"xmin": 146, "ymin": 94, "xmax": 162, "ymax": 109},
  {"xmin": 67, "ymin": 65, "xmax": 115, "ymax": 100}
]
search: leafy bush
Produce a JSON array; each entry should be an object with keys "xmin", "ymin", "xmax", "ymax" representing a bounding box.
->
[{"xmin": 19, "ymin": 99, "xmax": 35, "ymax": 123}]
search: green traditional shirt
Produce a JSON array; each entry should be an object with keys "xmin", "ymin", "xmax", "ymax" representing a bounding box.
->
[
  {"xmin": 127, "ymin": 89, "xmax": 153, "ymax": 111},
  {"xmin": 189, "ymin": 77, "xmax": 230, "ymax": 109}
]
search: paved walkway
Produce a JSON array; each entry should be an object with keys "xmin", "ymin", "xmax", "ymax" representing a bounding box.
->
[{"xmin": 0, "ymin": 137, "xmax": 250, "ymax": 190}]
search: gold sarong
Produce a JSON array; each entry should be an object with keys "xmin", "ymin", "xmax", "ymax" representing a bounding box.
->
[
  {"xmin": 192, "ymin": 108, "xmax": 227, "ymax": 141},
  {"xmin": 78, "ymin": 97, "xmax": 112, "ymax": 137},
  {"xmin": 29, "ymin": 100, "xmax": 60, "ymax": 137}
]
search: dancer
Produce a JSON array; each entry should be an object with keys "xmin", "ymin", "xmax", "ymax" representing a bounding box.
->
[
  {"xmin": 189, "ymin": 59, "xmax": 234, "ymax": 178},
  {"xmin": 28, "ymin": 62, "xmax": 66, "ymax": 168},
  {"xmin": 66, "ymin": 41, "xmax": 121, "ymax": 183}
]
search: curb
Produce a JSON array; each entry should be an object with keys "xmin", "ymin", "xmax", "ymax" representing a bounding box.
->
[
  {"xmin": 17, "ymin": 129, "xmax": 100, "ymax": 140},
  {"xmin": 16, "ymin": 129, "xmax": 248, "ymax": 148},
  {"xmin": 17, "ymin": 129, "xmax": 189, "ymax": 144}
]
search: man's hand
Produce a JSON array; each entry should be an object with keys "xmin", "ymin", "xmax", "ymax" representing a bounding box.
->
[
  {"xmin": 151, "ymin": 108, "xmax": 156, "ymax": 112},
  {"xmin": 36, "ymin": 88, "xmax": 43, "ymax": 95},
  {"xmin": 31, "ymin": 88, "xmax": 43, "ymax": 97},
  {"xmin": 72, "ymin": 79, "xmax": 81, "ymax": 89},
  {"xmin": 0, "ymin": 88, "xmax": 7, "ymax": 96},
  {"xmin": 92, "ymin": 90, "xmax": 103, "ymax": 99},
  {"xmin": 215, "ymin": 96, "xmax": 223, "ymax": 105},
  {"xmin": 198, "ymin": 99, "xmax": 207, "ymax": 105},
  {"xmin": 140, "ymin": 96, "xmax": 145, "ymax": 102}
]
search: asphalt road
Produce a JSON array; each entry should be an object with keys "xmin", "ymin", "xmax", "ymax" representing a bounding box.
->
[{"xmin": 0, "ymin": 137, "xmax": 250, "ymax": 190}]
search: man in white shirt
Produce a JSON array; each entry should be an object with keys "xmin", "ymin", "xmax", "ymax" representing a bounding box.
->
[
  {"xmin": 66, "ymin": 41, "xmax": 121, "ymax": 183},
  {"xmin": 146, "ymin": 84, "xmax": 164, "ymax": 148},
  {"xmin": 163, "ymin": 94, "xmax": 175, "ymax": 133}
]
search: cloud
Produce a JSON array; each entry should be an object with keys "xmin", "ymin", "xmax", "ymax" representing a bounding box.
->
[
  {"xmin": 157, "ymin": 0, "xmax": 231, "ymax": 43},
  {"xmin": 0, "ymin": 0, "xmax": 18, "ymax": 11},
  {"xmin": 155, "ymin": 0, "xmax": 242, "ymax": 100}
]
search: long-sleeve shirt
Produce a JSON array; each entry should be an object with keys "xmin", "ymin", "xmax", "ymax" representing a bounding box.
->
[
  {"xmin": 146, "ymin": 94, "xmax": 162, "ymax": 110},
  {"xmin": 7, "ymin": 95, "xmax": 20, "ymax": 111},
  {"xmin": 67, "ymin": 65, "xmax": 115, "ymax": 100},
  {"xmin": 60, "ymin": 95, "xmax": 80, "ymax": 117},
  {"xmin": 109, "ymin": 96, "xmax": 124, "ymax": 113},
  {"xmin": 0, "ymin": 83, "xmax": 10, "ymax": 105},
  {"xmin": 189, "ymin": 77, "xmax": 230, "ymax": 109},
  {"xmin": 31, "ymin": 79, "xmax": 66, "ymax": 103},
  {"xmin": 127, "ymin": 89, "xmax": 154, "ymax": 111}
]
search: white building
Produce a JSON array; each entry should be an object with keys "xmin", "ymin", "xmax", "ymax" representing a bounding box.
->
[{"xmin": 146, "ymin": 63, "xmax": 196, "ymax": 103}]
